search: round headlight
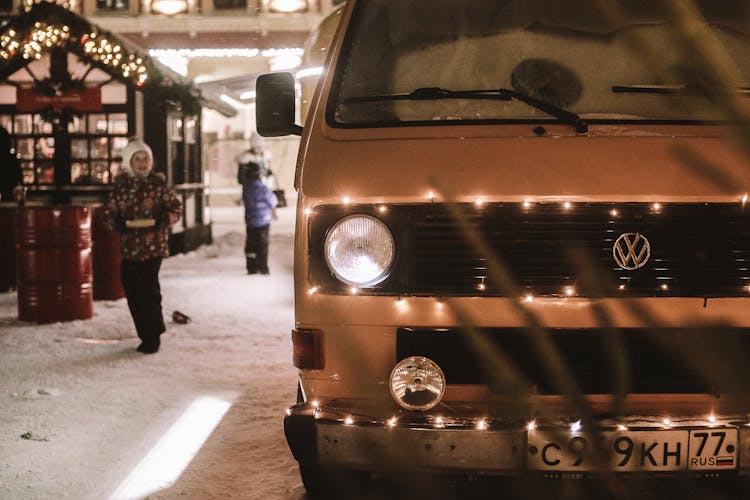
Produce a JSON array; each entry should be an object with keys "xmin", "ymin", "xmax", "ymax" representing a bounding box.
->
[
  {"xmin": 389, "ymin": 356, "xmax": 446, "ymax": 411},
  {"xmin": 324, "ymin": 215, "xmax": 395, "ymax": 286}
]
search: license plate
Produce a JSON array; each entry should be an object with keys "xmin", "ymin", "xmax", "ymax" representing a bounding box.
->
[{"xmin": 527, "ymin": 428, "xmax": 738, "ymax": 472}]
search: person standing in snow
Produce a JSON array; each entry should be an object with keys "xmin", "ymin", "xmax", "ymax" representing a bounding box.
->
[
  {"xmin": 103, "ymin": 138, "xmax": 182, "ymax": 354},
  {"xmin": 236, "ymin": 131, "xmax": 273, "ymax": 186},
  {"xmin": 0, "ymin": 126, "xmax": 23, "ymax": 202},
  {"xmin": 238, "ymin": 153, "xmax": 278, "ymax": 274}
]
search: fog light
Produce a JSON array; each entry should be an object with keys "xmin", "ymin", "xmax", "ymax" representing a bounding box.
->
[{"xmin": 389, "ymin": 356, "xmax": 446, "ymax": 411}]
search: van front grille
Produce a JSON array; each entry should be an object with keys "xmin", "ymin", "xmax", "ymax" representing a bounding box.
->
[
  {"xmin": 309, "ymin": 202, "xmax": 750, "ymax": 297},
  {"xmin": 412, "ymin": 202, "xmax": 750, "ymax": 297}
]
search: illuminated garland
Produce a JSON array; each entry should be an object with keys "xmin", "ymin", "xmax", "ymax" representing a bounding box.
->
[
  {"xmin": 22, "ymin": 0, "xmax": 77, "ymax": 13},
  {"xmin": 1, "ymin": 19, "xmax": 148, "ymax": 86},
  {"xmin": 1, "ymin": 2, "xmax": 202, "ymax": 115}
]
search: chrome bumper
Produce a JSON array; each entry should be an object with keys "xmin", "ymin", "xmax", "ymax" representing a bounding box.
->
[
  {"xmin": 284, "ymin": 403, "xmax": 750, "ymax": 475},
  {"xmin": 285, "ymin": 404, "xmax": 525, "ymax": 473}
]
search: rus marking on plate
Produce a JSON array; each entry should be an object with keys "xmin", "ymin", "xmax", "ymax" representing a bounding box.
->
[{"xmin": 527, "ymin": 428, "xmax": 738, "ymax": 472}]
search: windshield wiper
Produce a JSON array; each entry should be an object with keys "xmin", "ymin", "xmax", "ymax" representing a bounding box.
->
[
  {"xmin": 344, "ymin": 87, "xmax": 588, "ymax": 133},
  {"xmin": 613, "ymin": 84, "xmax": 750, "ymax": 95}
]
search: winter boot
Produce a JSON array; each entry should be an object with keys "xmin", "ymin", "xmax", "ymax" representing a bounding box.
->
[{"xmin": 246, "ymin": 256, "xmax": 258, "ymax": 274}]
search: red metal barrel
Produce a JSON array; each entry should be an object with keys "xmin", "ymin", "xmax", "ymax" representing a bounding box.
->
[
  {"xmin": 90, "ymin": 205, "xmax": 125, "ymax": 301},
  {"xmin": 0, "ymin": 204, "xmax": 17, "ymax": 293},
  {"xmin": 16, "ymin": 206, "xmax": 93, "ymax": 323}
]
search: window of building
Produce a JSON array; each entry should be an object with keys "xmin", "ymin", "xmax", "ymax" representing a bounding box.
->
[
  {"xmin": 214, "ymin": 0, "xmax": 246, "ymax": 8},
  {"xmin": 0, "ymin": 110, "xmax": 129, "ymax": 186},
  {"xmin": 96, "ymin": 0, "xmax": 129, "ymax": 11}
]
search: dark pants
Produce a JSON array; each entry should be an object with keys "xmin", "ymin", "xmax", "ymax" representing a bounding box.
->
[
  {"xmin": 245, "ymin": 224, "xmax": 270, "ymax": 274},
  {"xmin": 121, "ymin": 258, "xmax": 166, "ymax": 347}
]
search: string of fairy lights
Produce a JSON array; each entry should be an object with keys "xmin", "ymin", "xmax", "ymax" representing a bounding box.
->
[
  {"xmin": 22, "ymin": 0, "xmax": 77, "ymax": 11},
  {"xmin": 1, "ymin": 20, "xmax": 148, "ymax": 86},
  {"xmin": 287, "ymin": 400, "xmax": 750, "ymax": 434}
]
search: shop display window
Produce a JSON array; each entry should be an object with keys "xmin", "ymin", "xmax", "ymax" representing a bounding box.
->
[
  {"xmin": 188, "ymin": 143, "xmax": 200, "ymax": 182},
  {"xmin": 185, "ymin": 118, "xmax": 196, "ymax": 144},
  {"xmin": 91, "ymin": 161, "xmax": 110, "ymax": 184},
  {"xmin": 14, "ymin": 115, "xmax": 32, "ymax": 134},
  {"xmin": 168, "ymin": 116, "xmax": 183, "ymax": 142},
  {"xmin": 109, "ymin": 160, "xmax": 122, "ymax": 178},
  {"xmin": 35, "ymin": 137, "xmax": 55, "ymax": 159},
  {"xmin": 166, "ymin": 113, "xmax": 202, "ymax": 185},
  {"xmin": 111, "ymin": 136, "xmax": 128, "ymax": 156},
  {"xmin": 107, "ymin": 114, "xmax": 128, "ymax": 134},
  {"xmin": 68, "ymin": 116, "xmax": 86, "ymax": 134},
  {"xmin": 21, "ymin": 164, "xmax": 35, "ymax": 184},
  {"xmin": 15, "ymin": 139, "xmax": 34, "ymax": 159},
  {"xmin": 71, "ymin": 162, "xmax": 89, "ymax": 184},
  {"xmin": 36, "ymin": 161, "xmax": 55, "ymax": 184},
  {"xmin": 3, "ymin": 110, "xmax": 128, "ymax": 186},
  {"xmin": 33, "ymin": 115, "xmax": 53, "ymax": 134},
  {"xmin": 91, "ymin": 137, "xmax": 109, "ymax": 158},
  {"xmin": 72, "ymin": 139, "xmax": 88, "ymax": 159},
  {"xmin": 170, "ymin": 140, "xmax": 185, "ymax": 185},
  {"xmin": 88, "ymin": 114, "xmax": 108, "ymax": 134}
]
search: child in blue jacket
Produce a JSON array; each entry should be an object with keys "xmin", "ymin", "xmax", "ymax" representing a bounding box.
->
[{"xmin": 240, "ymin": 160, "xmax": 278, "ymax": 274}]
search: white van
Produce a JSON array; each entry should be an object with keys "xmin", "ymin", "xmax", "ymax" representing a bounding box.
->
[{"xmin": 257, "ymin": 1, "xmax": 750, "ymax": 497}]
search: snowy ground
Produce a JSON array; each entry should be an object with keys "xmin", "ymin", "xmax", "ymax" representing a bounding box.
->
[{"xmin": 0, "ymin": 205, "xmax": 306, "ymax": 499}]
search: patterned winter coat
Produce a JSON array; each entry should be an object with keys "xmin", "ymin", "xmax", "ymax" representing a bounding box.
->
[{"xmin": 103, "ymin": 171, "xmax": 182, "ymax": 261}]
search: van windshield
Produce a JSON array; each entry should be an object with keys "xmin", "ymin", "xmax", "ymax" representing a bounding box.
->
[{"xmin": 328, "ymin": 0, "xmax": 750, "ymax": 127}]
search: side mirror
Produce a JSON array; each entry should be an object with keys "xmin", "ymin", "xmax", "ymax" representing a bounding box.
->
[{"xmin": 256, "ymin": 72, "xmax": 303, "ymax": 137}]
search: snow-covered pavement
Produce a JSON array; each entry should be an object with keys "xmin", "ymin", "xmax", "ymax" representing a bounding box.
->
[{"xmin": 0, "ymin": 205, "xmax": 306, "ymax": 499}]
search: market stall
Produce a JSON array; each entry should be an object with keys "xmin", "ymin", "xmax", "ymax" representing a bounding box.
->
[{"xmin": 0, "ymin": 2, "xmax": 232, "ymax": 319}]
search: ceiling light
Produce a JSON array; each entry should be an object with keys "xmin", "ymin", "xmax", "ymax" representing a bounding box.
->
[
  {"xmin": 219, "ymin": 94, "xmax": 243, "ymax": 109},
  {"xmin": 296, "ymin": 66, "xmax": 323, "ymax": 79},
  {"xmin": 268, "ymin": 0, "xmax": 308, "ymax": 13},
  {"xmin": 151, "ymin": 0, "xmax": 188, "ymax": 15},
  {"xmin": 269, "ymin": 53, "xmax": 301, "ymax": 71}
]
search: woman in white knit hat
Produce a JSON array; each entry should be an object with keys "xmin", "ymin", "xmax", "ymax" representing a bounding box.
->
[{"xmin": 103, "ymin": 137, "xmax": 182, "ymax": 354}]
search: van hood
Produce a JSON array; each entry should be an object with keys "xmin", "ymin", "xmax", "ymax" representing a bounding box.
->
[{"xmin": 299, "ymin": 127, "xmax": 750, "ymax": 204}]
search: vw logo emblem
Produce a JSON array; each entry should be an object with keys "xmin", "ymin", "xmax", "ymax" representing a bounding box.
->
[{"xmin": 613, "ymin": 233, "xmax": 651, "ymax": 270}]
